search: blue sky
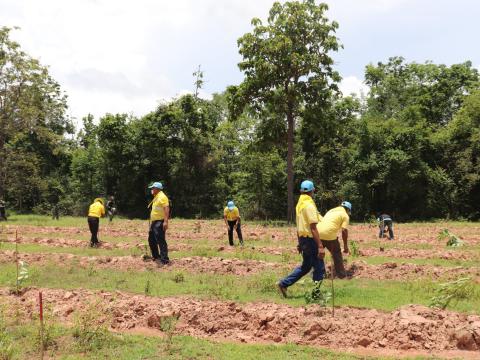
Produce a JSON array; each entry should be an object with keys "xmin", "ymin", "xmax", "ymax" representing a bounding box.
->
[{"xmin": 1, "ymin": 0, "xmax": 479, "ymax": 123}]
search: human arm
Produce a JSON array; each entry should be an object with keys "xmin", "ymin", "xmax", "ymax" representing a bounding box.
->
[
  {"xmin": 310, "ymin": 223, "xmax": 325, "ymax": 259},
  {"xmin": 342, "ymin": 228, "xmax": 349, "ymax": 253},
  {"xmin": 163, "ymin": 206, "xmax": 170, "ymax": 231}
]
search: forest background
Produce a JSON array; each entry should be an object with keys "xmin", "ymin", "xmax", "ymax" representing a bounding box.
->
[{"xmin": 1, "ymin": 1, "xmax": 479, "ymax": 222}]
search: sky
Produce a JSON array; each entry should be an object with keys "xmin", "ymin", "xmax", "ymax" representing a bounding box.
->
[{"xmin": 1, "ymin": 0, "xmax": 479, "ymax": 124}]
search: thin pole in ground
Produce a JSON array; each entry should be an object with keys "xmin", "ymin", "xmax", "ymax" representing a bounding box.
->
[
  {"xmin": 39, "ymin": 291, "xmax": 44, "ymax": 360},
  {"xmin": 15, "ymin": 229, "xmax": 19, "ymax": 293},
  {"xmin": 331, "ymin": 257, "xmax": 335, "ymax": 318}
]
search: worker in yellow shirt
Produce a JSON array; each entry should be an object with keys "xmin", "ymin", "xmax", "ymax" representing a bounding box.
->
[
  {"xmin": 87, "ymin": 198, "xmax": 105, "ymax": 247},
  {"xmin": 317, "ymin": 201, "xmax": 352, "ymax": 278},
  {"xmin": 278, "ymin": 180, "xmax": 325, "ymax": 297},
  {"xmin": 148, "ymin": 182, "xmax": 170, "ymax": 264},
  {"xmin": 223, "ymin": 201, "xmax": 243, "ymax": 246}
]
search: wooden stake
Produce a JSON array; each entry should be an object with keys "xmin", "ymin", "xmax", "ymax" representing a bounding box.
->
[
  {"xmin": 39, "ymin": 291, "xmax": 44, "ymax": 360},
  {"xmin": 331, "ymin": 258, "xmax": 335, "ymax": 318},
  {"xmin": 15, "ymin": 230, "xmax": 19, "ymax": 294}
]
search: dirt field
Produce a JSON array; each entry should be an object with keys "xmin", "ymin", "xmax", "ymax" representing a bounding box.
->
[{"xmin": 1, "ymin": 217, "xmax": 479, "ymax": 359}]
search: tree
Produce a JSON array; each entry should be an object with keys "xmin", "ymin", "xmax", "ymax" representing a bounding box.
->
[
  {"xmin": 234, "ymin": 0, "xmax": 341, "ymax": 221},
  {"xmin": 193, "ymin": 65, "xmax": 204, "ymax": 98},
  {"xmin": 365, "ymin": 57, "xmax": 479, "ymax": 126},
  {"xmin": 0, "ymin": 27, "xmax": 70, "ymax": 199}
]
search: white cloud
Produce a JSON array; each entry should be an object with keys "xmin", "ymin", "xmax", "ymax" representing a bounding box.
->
[
  {"xmin": 339, "ymin": 76, "xmax": 369, "ymax": 97},
  {"xmin": 1, "ymin": 0, "xmax": 478, "ymax": 125}
]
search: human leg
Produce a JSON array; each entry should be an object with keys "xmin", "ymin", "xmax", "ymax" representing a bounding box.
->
[
  {"xmin": 279, "ymin": 237, "xmax": 315, "ymax": 287},
  {"xmin": 235, "ymin": 220, "xmax": 244, "ymax": 245},
  {"xmin": 321, "ymin": 239, "xmax": 346, "ymax": 278}
]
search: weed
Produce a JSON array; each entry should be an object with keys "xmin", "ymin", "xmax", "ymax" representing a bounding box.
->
[
  {"xmin": 144, "ymin": 279, "xmax": 151, "ymax": 295},
  {"xmin": 304, "ymin": 281, "xmax": 331, "ymax": 306},
  {"xmin": 0, "ymin": 309, "xmax": 14, "ymax": 360},
  {"xmin": 281, "ymin": 251, "xmax": 294, "ymax": 263},
  {"xmin": 429, "ymin": 277, "xmax": 475, "ymax": 309},
  {"xmin": 72, "ymin": 302, "xmax": 112, "ymax": 351},
  {"xmin": 248, "ymin": 272, "xmax": 278, "ymax": 294},
  {"xmin": 87, "ymin": 264, "xmax": 97, "ymax": 277},
  {"xmin": 172, "ymin": 272, "xmax": 185, "ymax": 283}
]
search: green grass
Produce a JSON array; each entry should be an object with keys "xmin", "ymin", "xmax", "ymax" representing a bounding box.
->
[
  {"xmin": 2, "ymin": 321, "xmax": 399, "ymax": 360},
  {"xmin": 1, "ymin": 262, "xmax": 478, "ymax": 314}
]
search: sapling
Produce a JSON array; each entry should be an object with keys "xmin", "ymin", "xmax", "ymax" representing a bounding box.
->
[
  {"xmin": 438, "ymin": 229, "xmax": 463, "ymax": 247},
  {"xmin": 304, "ymin": 281, "xmax": 331, "ymax": 306},
  {"xmin": 350, "ymin": 240, "xmax": 360, "ymax": 258},
  {"xmin": 429, "ymin": 277, "xmax": 474, "ymax": 309}
]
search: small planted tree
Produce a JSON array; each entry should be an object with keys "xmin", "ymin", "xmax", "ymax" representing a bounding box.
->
[
  {"xmin": 429, "ymin": 277, "xmax": 475, "ymax": 309},
  {"xmin": 438, "ymin": 229, "xmax": 463, "ymax": 247}
]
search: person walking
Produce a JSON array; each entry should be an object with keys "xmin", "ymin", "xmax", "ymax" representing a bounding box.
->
[
  {"xmin": 0, "ymin": 200, "xmax": 7, "ymax": 221},
  {"xmin": 277, "ymin": 180, "xmax": 325, "ymax": 297},
  {"xmin": 147, "ymin": 182, "xmax": 170, "ymax": 265},
  {"xmin": 223, "ymin": 201, "xmax": 243, "ymax": 246},
  {"xmin": 106, "ymin": 196, "xmax": 116, "ymax": 222},
  {"xmin": 87, "ymin": 198, "xmax": 105, "ymax": 247},
  {"xmin": 378, "ymin": 213, "xmax": 394, "ymax": 240},
  {"xmin": 316, "ymin": 201, "xmax": 352, "ymax": 279}
]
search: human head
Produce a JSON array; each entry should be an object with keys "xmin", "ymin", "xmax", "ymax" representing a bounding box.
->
[
  {"xmin": 341, "ymin": 201, "xmax": 352, "ymax": 213},
  {"xmin": 300, "ymin": 180, "xmax": 315, "ymax": 195},
  {"xmin": 227, "ymin": 200, "xmax": 235, "ymax": 210},
  {"xmin": 94, "ymin": 197, "xmax": 104, "ymax": 205},
  {"xmin": 148, "ymin": 181, "xmax": 163, "ymax": 195}
]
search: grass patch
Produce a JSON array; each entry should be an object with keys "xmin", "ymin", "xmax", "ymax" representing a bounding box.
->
[
  {"xmin": 0, "ymin": 320, "xmax": 398, "ymax": 360},
  {"xmin": 0, "ymin": 262, "xmax": 479, "ymax": 314}
]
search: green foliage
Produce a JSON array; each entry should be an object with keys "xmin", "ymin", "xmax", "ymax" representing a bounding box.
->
[
  {"xmin": 438, "ymin": 229, "xmax": 463, "ymax": 247},
  {"xmin": 0, "ymin": 309, "xmax": 14, "ymax": 360},
  {"xmin": 304, "ymin": 281, "xmax": 331, "ymax": 306},
  {"xmin": 72, "ymin": 302, "xmax": 112, "ymax": 351},
  {"xmin": 429, "ymin": 277, "xmax": 475, "ymax": 309},
  {"xmin": 172, "ymin": 272, "xmax": 185, "ymax": 283},
  {"xmin": 350, "ymin": 241, "xmax": 360, "ymax": 258}
]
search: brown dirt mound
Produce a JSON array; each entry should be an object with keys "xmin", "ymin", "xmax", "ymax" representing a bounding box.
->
[
  {"xmin": 359, "ymin": 248, "xmax": 476, "ymax": 261},
  {"xmin": 346, "ymin": 261, "xmax": 480, "ymax": 282},
  {"xmin": 0, "ymin": 251, "xmax": 280, "ymax": 275},
  {"xmin": 3, "ymin": 287, "xmax": 480, "ymax": 356}
]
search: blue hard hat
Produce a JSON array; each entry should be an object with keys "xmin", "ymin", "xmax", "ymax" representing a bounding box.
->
[
  {"xmin": 227, "ymin": 200, "xmax": 235, "ymax": 210},
  {"xmin": 341, "ymin": 201, "xmax": 352, "ymax": 211},
  {"xmin": 148, "ymin": 181, "xmax": 163, "ymax": 190},
  {"xmin": 300, "ymin": 180, "xmax": 315, "ymax": 193}
]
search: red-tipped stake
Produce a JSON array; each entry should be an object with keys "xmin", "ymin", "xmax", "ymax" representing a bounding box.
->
[{"xmin": 39, "ymin": 291, "xmax": 44, "ymax": 359}]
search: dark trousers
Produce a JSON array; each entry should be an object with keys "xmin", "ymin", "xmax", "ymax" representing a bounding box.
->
[
  {"xmin": 279, "ymin": 237, "xmax": 325, "ymax": 287},
  {"xmin": 148, "ymin": 220, "xmax": 169, "ymax": 263},
  {"xmin": 227, "ymin": 220, "xmax": 243, "ymax": 246},
  {"xmin": 321, "ymin": 238, "xmax": 346, "ymax": 278},
  {"xmin": 0, "ymin": 208, "xmax": 6, "ymax": 221},
  {"xmin": 87, "ymin": 216, "xmax": 99, "ymax": 245},
  {"xmin": 379, "ymin": 220, "xmax": 394, "ymax": 239}
]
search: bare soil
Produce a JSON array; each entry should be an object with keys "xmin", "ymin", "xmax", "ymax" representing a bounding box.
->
[
  {"xmin": 4, "ymin": 287, "xmax": 480, "ymax": 358},
  {"xmin": 0, "ymin": 251, "xmax": 281, "ymax": 276}
]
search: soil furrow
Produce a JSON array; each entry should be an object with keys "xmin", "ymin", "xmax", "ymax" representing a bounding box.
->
[{"xmin": 3, "ymin": 287, "xmax": 480, "ymax": 357}]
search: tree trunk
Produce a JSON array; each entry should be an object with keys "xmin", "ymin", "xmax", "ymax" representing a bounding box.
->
[{"xmin": 286, "ymin": 110, "xmax": 295, "ymax": 223}]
